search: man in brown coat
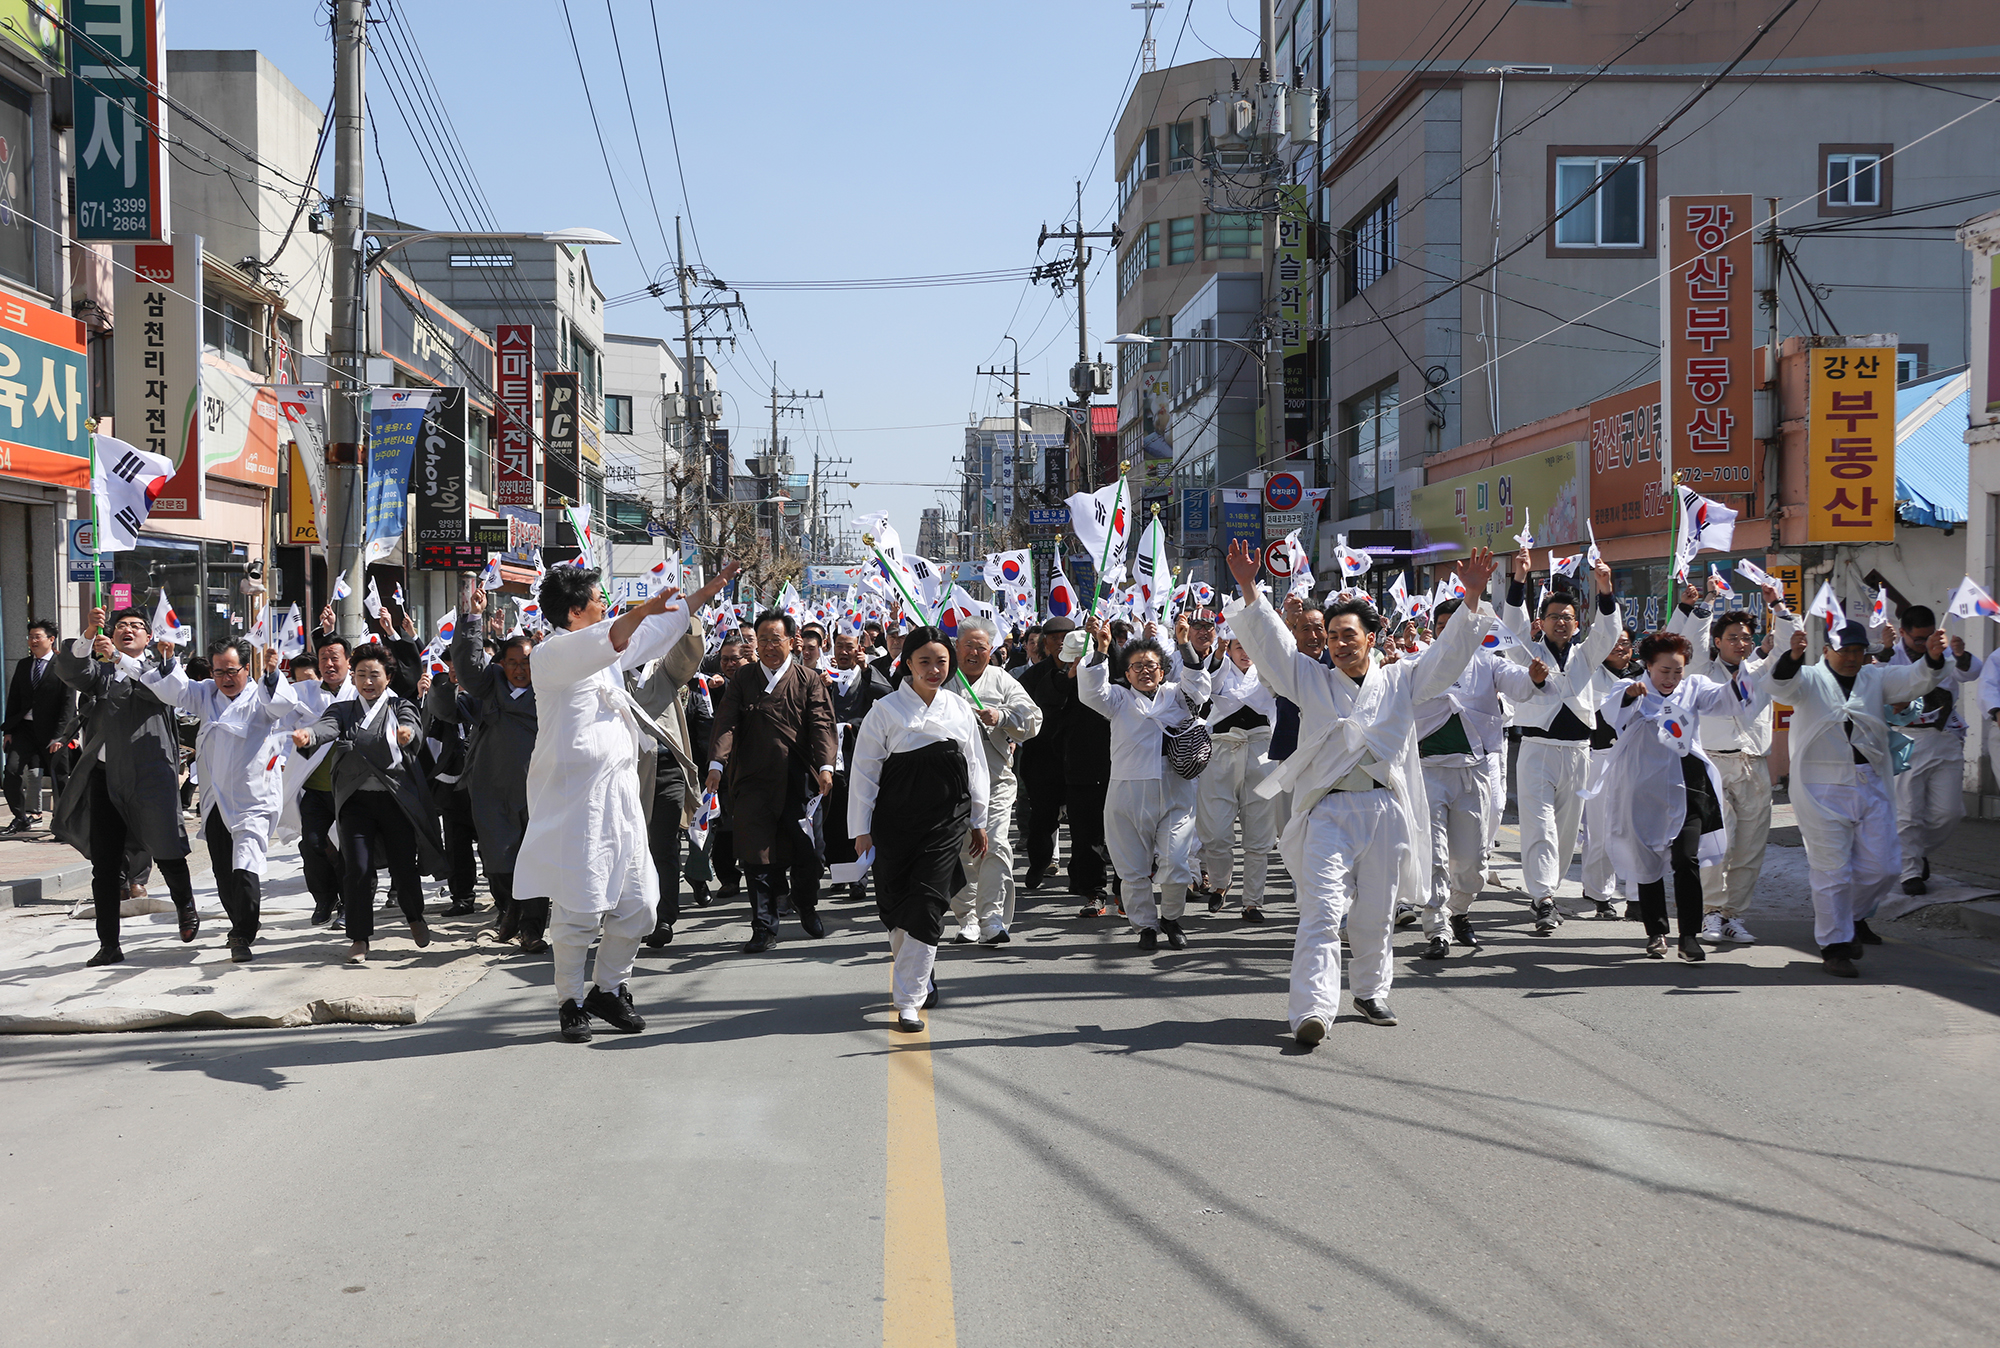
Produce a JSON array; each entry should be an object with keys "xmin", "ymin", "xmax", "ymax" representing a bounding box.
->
[{"xmin": 705, "ymin": 609, "xmax": 839, "ymax": 952}]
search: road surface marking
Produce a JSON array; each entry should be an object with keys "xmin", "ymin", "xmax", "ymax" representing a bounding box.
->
[{"xmin": 885, "ymin": 1020, "xmax": 955, "ymax": 1347}]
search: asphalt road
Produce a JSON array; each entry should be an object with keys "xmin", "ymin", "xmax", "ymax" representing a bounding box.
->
[{"xmin": 3, "ymin": 854, "xmax": 1998, "ymax": 1347}]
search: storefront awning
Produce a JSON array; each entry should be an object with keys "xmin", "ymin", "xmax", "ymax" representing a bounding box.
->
[{"xmin": 1896, "ymin": 371, "xmax": 1970, "ymax": 529}]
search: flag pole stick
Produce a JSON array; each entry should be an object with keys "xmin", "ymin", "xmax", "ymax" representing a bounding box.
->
[
  {"xmin": 1084, "ymin": 461, "xmax": 1130, "ymax": 621},
  {"xmin": 861, "ymin": 534, "xmax": 983, "ymax": 710},
  {"xmin": 86, "ymin": 420, "xmax": 103, "ymax": 614}
]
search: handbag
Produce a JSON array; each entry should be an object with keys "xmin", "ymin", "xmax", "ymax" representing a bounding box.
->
[{"xmin": 1162, "ymin": 688, "xmax": 1213, "ymax": 779}]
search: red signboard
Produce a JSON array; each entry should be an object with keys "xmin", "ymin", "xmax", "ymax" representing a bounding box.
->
[
  {"xmin": 1660, "ymin": 195, "xmax": 1756, "ymax": 492},
  {"xmin": 494, "ymin": 324, "xmax": 535, "ymax": 507},
  {"xmin": 1586, "ymin": 380, "xmax": 1667, "ymax": 538}
]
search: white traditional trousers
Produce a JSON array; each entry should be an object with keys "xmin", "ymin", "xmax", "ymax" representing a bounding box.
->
[
  {"xmin": 551, "ymin": 890, "xmax": 655, "ymax": 1006},
  {"xmin": 1195, "ymin": 728, "xmax": 1278, "ymax": 910},
  {"xmin": 1803, "ymin": 765, "xmax": 1900, "ymax": 949},
  {"xmin": 1516, "ymin": 737, "xmax": 1590, "ymax": 902},
  {"xmin": 1481, "ymin": 748, "xmax": 1507, "ymax": 848},
  {"xmin": 1289, "ymin": 787, "xmax": 1404, "ymax": 1032},
  {"xmin": 1701, "ymin": 750, "xmax": 1773, "ymax": 916},
  {"xmin": 1420, "ymin": 762, "xmax": 1488, "ymax": 936},
  {"xmin": 1895, "ymin": 728, "xmax": 1964, "ymax": 882},
  {"xmin": 951, "ymin": 771, "xmax": 1019, "ymax": 938},
  {"xmin": 1105, "ymin": 776, "xmax": 1197, "ymax": 931},
  {"xmin": 888, "ymin": 928, "xmax": 937, "ymax": 1016}
]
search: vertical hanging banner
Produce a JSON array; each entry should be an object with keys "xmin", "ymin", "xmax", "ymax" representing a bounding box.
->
[
  {"xmin": 72, "ymin": 0, "xmax": 171, "ymax": 242},
  {"xmin": 362, "ymin": 389, "xmax": 434, "ymax": 563},
  {"xmin": 113, "ymin": 234, "xmax": 202, "ymax": 517},
  {"xmin": 413, "ymin": 386, "xmax": 469, "ymax": 547},
  {"xmin": 493, "ymin": 323, "xmax": 535, "ymax": 506},
  {"xmin": 1806, "ymin": 345, "xmax": 1897, "ymax": 543},
  {"xmin": 1660, "ymin": 195, "xmax": 1755, "ymax": 495},
  {"xmin": 542, "ymin": 371, "xmax": 580, "ymax": 506},
  {"xmin": 273, "ymin": 383, "xmax": 330, "ymax": 545},
  {"xmin": 1275, "ymin": 183, "xmax": 1310, "ymax": 456}
]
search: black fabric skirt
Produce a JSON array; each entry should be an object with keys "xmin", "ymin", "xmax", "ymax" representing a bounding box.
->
[
  {"xmin": 872, "ymin": 739, "xmax": 972, "ymax": 947},
  {"xmin": 1683, "ymin": 754, "xmax": 1725, "ymax": 835}
]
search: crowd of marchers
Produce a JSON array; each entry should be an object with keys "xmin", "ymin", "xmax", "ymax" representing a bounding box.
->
[{"xmin": 3, "ymin": 537, "xmax": 1977, "ymax": 1046}]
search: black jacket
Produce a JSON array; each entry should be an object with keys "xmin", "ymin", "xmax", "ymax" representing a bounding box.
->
[{"xmin": 5, "ymin": 652, "xmax": 74, "ymax": 751}]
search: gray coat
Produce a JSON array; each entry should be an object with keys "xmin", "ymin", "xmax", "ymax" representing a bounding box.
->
[
  {"xmin": 627, "ymin": 627, "xmax": 707, "ymax": 826},
  {"xmin": 452, "ymin": 628, "xmax": 536, "ymax": 874},
  {"xmin": 50, "ymin": 642, "xmax": 191, "ymax": 861},
  {"xmin": 303, "ymin": 691, "xmax": 445, "ymax": 875}
]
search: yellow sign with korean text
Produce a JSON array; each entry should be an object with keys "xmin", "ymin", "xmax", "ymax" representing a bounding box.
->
[
  {"xmin": 1408, "ymin": 442, "xmax": 1585, "ymax": 561},
  {"xmin": 1805, "ymin": 346, "xmax": 1896, "ymax": 543}
]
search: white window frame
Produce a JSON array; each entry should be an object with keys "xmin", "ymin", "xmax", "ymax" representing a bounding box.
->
[
  {"xmin": 1554, "ymin": 156, "xmax": 1645, "ymax": 249},
  {"xmin": 1826, "ymin": 152, "xmax": 1881, "ymax": 207}
]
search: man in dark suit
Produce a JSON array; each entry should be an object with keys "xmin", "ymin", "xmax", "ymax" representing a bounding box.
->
[
  {"xmin": 706, "ymin": 610, "xmax": 838, "ymax": 953},
  {"xmin": 4, "ymin": 619, "xmax": 73, "ymax": 832}
]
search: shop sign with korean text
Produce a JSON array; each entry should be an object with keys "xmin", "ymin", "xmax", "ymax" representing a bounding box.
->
[
  {"xmin": 376, "ymin": 266, "xmax": 493, "ymax": 404},
  {"xmin": 1659, "ymin": 195, "xmax": 1755, "ymax": 488},
  {"xmin": 199, "ymin": 355, "xmax": 280, "ymax": 488},
  {"xmin": 413, "ymin": 387, "xmax": 469, "ymax": 546},
  {"xmin": 71, "ymin": 0, "xmax": 170, "ymax": 243},
  {"xmin": 1587, "ymin": 380, "xmax": 1666, "ymax": 538},
  {"xmin": 493, "ymin": 324, "xmax": 535, "ymax": 507},
  {"xmin": 0, "ymin": 290, "xmax": 89, "ymax": 490},
  {"xmin": 1276, "ymin": 184, "xmax": 1309, "ymax": 455},
  {"xmin": 1408, "ymin": 443, "xmax": 1584, "ymax": 560},
  {"xmin": 1806, "ymin": 346, "xmax": 1896, "ymax": 543},
  {"xmin": 112, "ymin": 236, "xmax": 201, "ymax": 516},
  {"xmin": 273, "ymin": 384, "xmax": 329, "ymax": 544}
]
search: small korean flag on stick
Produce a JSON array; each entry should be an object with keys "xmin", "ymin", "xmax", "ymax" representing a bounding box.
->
[
  {"xmin": 1946, "ymin": 576, "xmax": 2000, "ymax": 622},
  {"xmin": 480, "ymin": 557, "xmax": 504, "ymax": 591}
]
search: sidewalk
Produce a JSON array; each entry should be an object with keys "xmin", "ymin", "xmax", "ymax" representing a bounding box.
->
[{"xmin": 0, "ymin": 826, "xmax": 101, "ymax": 908}]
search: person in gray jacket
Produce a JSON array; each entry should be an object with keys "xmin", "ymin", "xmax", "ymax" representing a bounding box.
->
[
  {"xmin": 50, "ymin": 605, "xmax": 202, "ymax": 966},
  {"xmin": 455, "ymin": 587, "xmax": 545, "ymax": 949}
]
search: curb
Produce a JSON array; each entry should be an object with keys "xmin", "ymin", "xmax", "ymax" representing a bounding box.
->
[
  {"xmin": 1, "ymin": 845, "xmax": 215, "ymax": 911},
  {"xmin": 1954, "ymin": 899, "xmax": 2000, "ymax": 943}
]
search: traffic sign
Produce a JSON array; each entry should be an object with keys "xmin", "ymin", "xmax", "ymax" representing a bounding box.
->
[
  {"xmin": 1262, "ymin": 539, "xmax": 1295, "ymax": 577},
  {"xmin": 1264, "ymin": 471, "xmax": 1304, "ymax": 512},
  {"xmin": 1026, "ymin": 506, "xmax": 1071, "ymax": 528},
  {"xmin": 67, "ymin": 519, "xmax": 109, "ymax": 584}
]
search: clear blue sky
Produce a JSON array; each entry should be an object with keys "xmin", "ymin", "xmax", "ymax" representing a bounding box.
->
[{"xmin": 172, "ymin": 0, "xmax": 1262, "ymax": 547}]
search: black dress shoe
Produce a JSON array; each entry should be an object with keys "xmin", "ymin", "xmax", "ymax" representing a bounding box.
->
[
  {"xmin": 1449, "ymin": 915, "xmax": 1480, "ymax": 949},
  {"xmin": 492, "ymin": 901, "xmax": 519, "ymax": 943},
  {"xmin": 559, "ymin": 999, "xmax": 593, "ymax": 1042},
  {"xmin": 177, "ymin": 903, "xmax": 201, "ymax": 943},
  {"xmin": 1420, "ymin": 935, "xmax": 1450, "ymax": 959},
  {"xmin": 743, "ymin": 931, "xmax": 775, "ymax": 954},
  {"xmin": 311, "ymin": 900, "xmax": 334, "ymax": 925},
  {"xmin": 1853, "ymin": 918, "xmax": 1883, "ymax": 945},
  {"xmin": 923, "ymin": 975, "xmax": 939, "ymax": 1010},
  {"xmin": 1676, "ymin": 936, "xmax": 1707, "ymax": 963},
  {"xmin": 641, "ymin": 921, "xmax": 674, "ymax": 949},
  {"xmin": 1922, "ymin": 857, "xmax": 1931, "ymax": 881},
  {"xmin": 1624, "ymin": 901, "xmax": 1643, "ymax": 922},
  {"xmin": 1351, "ymin": 996, "xmax": 1398, "ymax": 1026},
  {"xmin": 847, "ymin": 883, "xmax": 867, "ymax": 904},
  {"xmin": 1161, "ymin": 919, "xmax": 1187, "ymax": 950},
  {"xmin": 692, "ymin": 888, "xmax": 713, "ymax": 908},
  {"xmin": 1241, "ymin": 906, "xmax": 1265, "ymax": 923},
  {"xmin": 409, "ymin": 916, "xmax": 432, "ymax": 948},
  {"xmin": 85, "ymin": 945, "xmax": 125, "ymax": 968},
  {"xmin": 798, "ymin": 908, "xmax": 826, "ymax": 939},
  {"xmin": 1137, "ymin": 927, "xmax": 1159, "ymax": 952},
  {"xmin": 1902, "ymin": 877, "xmax": 1927, "ymax": 896},
  {"xmin": 1821, "ymin": 948, "xmax": 1859, "ymax": 978},
  {"xmin": 1023, "ymin": 869, "xmax": 1045, "ymax": 892},
  {"xmin": 715, "ymin": 882, "xmax": 742, "ymax": 899},
  {"xmin": 582, "ymin": 984, "xmax": 645, "ymax": 1033},
  {"xmin": 228, "ymin": 938, "xmax": 254, "ymax": 964},
  {"xmin": 894, "ymin": 1015, "xmax": 924, "ymax": 1033},
  {"xmin": 439, "ymin": 900, "xmax": 477, "ymax": 918}
]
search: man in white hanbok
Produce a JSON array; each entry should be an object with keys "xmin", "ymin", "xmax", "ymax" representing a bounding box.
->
[
  {"xmin": 517, "ymin": 565, "xmax": 702, "ymax": 1042},
  {"xmin": 945, "ymin": 617, "xmax": 1041, "ymax": 944},
  {"xmin": 1194, "ymin": 637, "xmax": 1280, "ymax": 921},
  {"xmin": 1225, "ymin": 541, "xmax": 1499, "ymax": 1045},
  {"xmin": 1877, "ymin": 604, "xmax": 1980, "ymax": 896},
  {"xmin": 143, "ymin": 638, "xmax": 299, "ymax": 961},
  {"xmin": 1766, "ymin": 619, "xmax": 1946, "ymax": 977}
]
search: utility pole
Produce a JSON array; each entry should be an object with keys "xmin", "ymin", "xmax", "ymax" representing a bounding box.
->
[
  {"xmin": 1260, "ymin": 0, "xmax": 1286, "ymax": 467},
  {"xmin": 1036, "ymin": 181, "xmax": 1118, "ymax": 492},
  {"xmin": 764, "ymin": 367, "xmax": 822, "ymax": 560},
  {"xmin": 976, "ymin": 338, "xmax": 1028, "ymax": 550},
  {"xmin": 660, "ymin": 216, "xmax": 745, "ymax": 577},
  {"xmin": 326, "ymin": 0, "xmax": 368, "ymax": 640}
]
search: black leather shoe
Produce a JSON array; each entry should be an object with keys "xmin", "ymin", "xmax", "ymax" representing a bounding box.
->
[
  {"xmin": 692, "ymin": 888, "xmax": 713, "ymax": 908},
  {"xmin": 743, "ymin": 931, "xmax": 774, "ymax": 954},
  {"xmin": 1352, "ymin": 996, "xmax": 1398, "ymax": 1026},
  {"xmin": 329, "ymin": 911, "xmax": 346, "ymax": 932},
  {"xmin": 559, "ymin": 999, "xmax": 593, "ymax": 1042},
  {"xmin": 641, "ymin": 921, "xmax": 674, "ymax": 949},
  {"xmin": 177, "ymin": 903, "xmax": 201, "ymax": 943},
  {"xmin": 1623, "ymin": 901, "xmax": 1642, "ymax": 922},
  {"xmin": 715, "ymin": 882, "xmax": 742, "ymax": 899},
  {"xmin": 1023, "ymin": 868, "xmax": 1045, "ymax": 893},
  {"xmin": 981, "ymin": 928, "xmax": 1011, "ymax": 946},
  {"xmin": 847, "ymin": 883, "xmax": 867, "ymax": 904},
  {"xmin": 798, "ymin": 907, "xmax": 826, "ymax": 939},
  {"xmin": 1902, "ymin": 878, "xmax": 1927, "ymax": 896},
  {"xmin": 1161, "ymin": 919, "xmax": 1187, "ymax": 950},
  {"xmin": 1821, "ymin": 948, "xmax": 1859, "ymax": 978},
  {"xmin": 85, "ymin": 945, "xmax": 124, "ymax": 968},
  {"xmin": 311, "ymin": 899, "xmax": 334, "ymax": 925},
  {"xmin": 439, "ymin": 900, "xmax": 476, "ymax": 918},
  {"xmin": 1241, "ymin": 906, "xmax": 1265, "ymax": 924},
  {"xmin": 582, "ymin": 984, "xmax": 645, "ymax": 1033},
  {"xmin": 228, "ymin": 938, "xmax": 254, "ymax": 964},
  {"xmin": 409, "ymin": 916, "xmax": 432, "ymax": 948},
  {"xmin": 894, "ymin": 1015, "xmax": 924, "ymax": 1033},
  {"xmin": 0, "ymin": 816, "xmax": 28, "ymax": 835},
  {"xmin": 1137, "ymin": 927, "xmax": 1159, "ymax": 952},
  {"xmin": 1420, "ymin": 935, "xmax": 1450, "ymax": 959},
  {"xmin": 923, "ymin": 975, "xmax": 939, "ymax": 1010},
  {"xmin": 1532, "ymin": 899, "xmax": 1561, "ymax": 933},
  {"xmin": 1853, "ymin": 918, "xmax": 1883, "ymax": 945},
  {"xmin": 1677, "ymin": 936, "xmax": 1706, "ymax": 963},
  {"xmin": 1922, "ymin": 858, "xmax": 1931, "ymax": 881},
  {"xmin": 492, "ymin": 901, "xmax": 519, "ymax": 943},
  {"xmin": 1450, "ymin": 915, "xmax": 1480, "ymax": 949}
]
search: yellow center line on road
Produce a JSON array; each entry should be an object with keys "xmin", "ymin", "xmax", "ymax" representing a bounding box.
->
[{"xmin": 885, "ymin": 1021, "xmax": 956, "ymax": 1347}]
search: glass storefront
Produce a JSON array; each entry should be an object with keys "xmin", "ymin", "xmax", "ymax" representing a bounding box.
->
[{"xmin": 116, "ymin": 535, "xmax": 255, "ymax": 653}]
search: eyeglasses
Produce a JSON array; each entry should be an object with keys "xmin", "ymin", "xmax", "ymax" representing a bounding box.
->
[{"xmin": 1126, "ymin": 660, "xmax": 1162, "ymax": 674}]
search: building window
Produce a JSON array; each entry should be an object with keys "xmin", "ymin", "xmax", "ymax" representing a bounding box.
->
[
  {"xmin": 468, "ymin": 410, "xmax": 490, "ymax": 494},
  {"xmin": 1119, "ymin": 317, "xmax": 1161, "ymax": 386},
  {"xmin": 1118, "ymin": 126, "xmax": 1160, "ymax": 217},
  {"xmin": 1547, "ymin": 146, "xmax": 1655, "ymax": 257},
  {"xmin": 1343, "ymin": 191, "xmax": 1397, "ymax": 300},
  {"xmin": 1897, "ymin": 343, "xmax": 1929, "ymax": 384},
  {"xmin": 1167, "ymin": 120, "xmax": 1197, "ymax": 173},
  {"xmin": 605, "ymin": 393, "xmax": 634, "ymax": 434},
  {"xmin": 1819, "ymin": 143, "xmax": 1892, "ymax": 218},
  {"xmin": 1118, "ymin": 223, "xmax": 1160, "ymax": 297},
  {"xmin": 0, "ymin": 83, "xmax": 35, "ymax": 289},
  {"xmin": 1167, "ymin": 216, "xmax": 1196, "ymax": 265},
  {"xmin": 1555, "ymin": 155, "xmax": 1644, "ymax": 248},
  {"xmin": 205, "ymin": 298, "xmax": 255, "ymax": 367},
  {"xmin": 1343, "ymin": 380, "xmax": 1399, "ymax": 517},
  {"xmin": 1203, "ymin": 213, "xmax": 1260, "ymax": 261}
]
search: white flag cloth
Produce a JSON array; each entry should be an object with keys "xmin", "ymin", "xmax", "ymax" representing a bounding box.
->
[
  {"xmin": 983, "ymin": 549, "xmax": 1033, "ymax": 595},
  {"xmin": 1551, "ymin": 553, "xmax": 1584, "ymax": 579},
  {"xmin": 1869, "ymin": 585, "xmax": 1889, "ymax": 628},
  {"xmin": 1513, "ymin": 506, "xmax": 1534, "ymax": 550},
  {"xmin": 90, "ymin": 434, "xmax": 175, "ymax": 553},
  {"xmin": 1733, "ymin": 557, "xmax": 1776, "ymax": 590},
  {"xmin": 1065, "ymin": 481, "xmax": 1131, "ymax": 584},
  {"xmin": 1584, "ymin": 518, "xmax": 1603, "ymax": 572},
  {"xmin": 1285, "ymin": 529, "xmax": 1316, "ymax": 599},
  {"xmin": 364, "ymin": 576, "xmax": 383, "ymax": 619},
  {"xmin": 1710, "ymin": 563, "xmax": 1735, "ymax": 596},
  {"xmin": 1647, "ymin": 693, "xmax": 1698, "ymax": 757},
  {"xmin": 1132, "ymin": 518, "xmax": 1170, "ymax": 618},
  {"xmin": 273, "ymin": 603, "xmax": 307, "ymax": 659},
  {"xmin": 1945, "ymin": 576, "xmax": 2000, "ymax": 622},
  {"xmin": 332, "ymin": 573, "xmax": 352, "ymax": 601},
  {"xmin": 1387, "ymin": 571, "xmax": 1411, "ymax": 619},
  {"xmin": 151, "ymin": 591, "xmax": 190, "ymax": 646},
  {"xmin": 1807, "ymin": 580, "xmax": 1851, "ymax": 646},
  {"xmin": 481, "ymin": 557, "xmax": 505, "ymax": 590},
  {"xmin": 1332, "ymin": 533, "xmax": 1371, "ymax": 579}
]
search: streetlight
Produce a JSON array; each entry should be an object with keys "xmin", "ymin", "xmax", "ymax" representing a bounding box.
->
[
  {"xmin": 1108, "ymin": 330, "xmax": 1267, "ymax": 363},
  {"xmin": 362, "ymin": 226, "xmax": 621, "ymax": 275}
]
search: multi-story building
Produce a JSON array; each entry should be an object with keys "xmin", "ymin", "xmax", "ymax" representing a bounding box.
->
[{"xmin": 600, "ymin": 333, "xmax": 718, "ymax": 581}]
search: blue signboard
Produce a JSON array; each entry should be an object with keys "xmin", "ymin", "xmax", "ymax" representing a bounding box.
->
[
  {"xmin": 1026, "ymin": 505, "xmax": 1071, "ymax": 528},
  {"xmin": 1181, "ymin": 488, "xmax": 1210, "ymax": 536},
  {"xmin": 1219, "ymin": 493, "xmax": 1264, "ymax": 562}
]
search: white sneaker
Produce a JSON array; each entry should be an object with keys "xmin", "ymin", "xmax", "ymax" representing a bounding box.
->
[
  {"xmin": 1698, "ymin": 912, "xmax": 1725, "ymax": 942},
  {"xmin": 1720, "ymin": 917, "xmax": 1755, "ymax": 944}
]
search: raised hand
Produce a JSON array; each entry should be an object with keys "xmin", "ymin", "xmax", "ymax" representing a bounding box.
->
[
  {"xmin": 1458, "ymin": 546, "xmax": 1499, "ymax": 604},
  {"xmin": 1224, "ymin": 538, "xmax": 1260, "ymax": 594}
]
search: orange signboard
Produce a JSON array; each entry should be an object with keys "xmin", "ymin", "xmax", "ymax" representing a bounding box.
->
[{"xmin": 1805, "ymin": 346, "xmax": 1896, "ymax": 543}]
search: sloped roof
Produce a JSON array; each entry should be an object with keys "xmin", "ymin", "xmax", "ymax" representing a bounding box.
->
[{"xmin": 1896, "ymin": 370, "xmax": 1970, "ymax": 528}]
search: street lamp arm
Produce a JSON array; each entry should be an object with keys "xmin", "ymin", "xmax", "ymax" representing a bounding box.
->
[{"xmin": 362, "ymin": 227, "xmax": 621, "ymax": 274}]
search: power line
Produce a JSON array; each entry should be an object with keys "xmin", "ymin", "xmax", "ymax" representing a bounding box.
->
[
  {"xmin": 602, "ymin": 0, "xmax": 676, "ymax": 260},
  {"xmin": 646, "ymin": 0, "xmax": 707, "ymax": 267},
  {"xmin": 556, "ymin": 0, "xmax": 654, "ymax": 281}
]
